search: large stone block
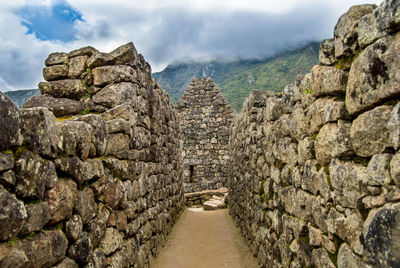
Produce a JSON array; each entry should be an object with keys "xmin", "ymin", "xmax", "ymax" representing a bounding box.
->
[
  {"xmin": 15, "ymin": 151, "xmax": 57, "ymax": 199},
  {"xmin": 20, "ymin": 202, "xmax": 49, "ymax": 235},
  {"xmin": 105, "ymin": 133, "xmax": 130, "ymax": 159},
  {"xmin": 350, "ymin": 106, "xmax": 392, "ymax": 157},
  {"xmin": 319, "ymin": 38, "xmax": 335, "ymax": 66},
  {"xmin": 92, "ymin": 82, "xmax": 138, "ymax": 108},
  {"xmin": 20, "ymin": 230, "xmax": 68, "ymax": 268},
  {"xmin": 45, "ymin": 52, "xmax": 68, "ymax": 66},
  {"xmin": 329, "ymin": 158, "xmax": 367, "ymax": 208},
  {"xmin": 92, "ymin": 65, "xmax": 137, "ymax": 87},
  {"xmin": 23, "ymin": 95, "xmax": 84, "ymax": 117},
  {"xmin": 358, "ymin": 13, "xmax": 382, "ymax": 48},
  {"xmin": 334, "ymin": 4, "xmax": 376, "ymax": 58},
  {"xmin": 0, "ymin": 185, "xmax": 27, "ymax": 240},
  {"xmin": 20, "ymin": 107, "xmax": 60, "ymax": 158},
  {"xmin": 366, "ymin": 154, "xmax": 393, "ymax": 186},
  {"xmin": 68, "ymin": 55, "xmax": 88, "ymax": 78},
  {"xmin": 346, "ymin": 33, "xmax": 400, "ymax": 114},
  {"xmin": 46, "ymin": 179, "xmax": 77, "ymax": 225},
  {"xmin": 306, "ymin": 98, "xmax": 349, "ymax": 135},
  {"xmin": 87, "ymin": 42, "xmax": 137, "ymax": 68},
  {"xmin": 376, "ymin": 0, "xmax": 400, "ymax": 33},
  {"xmin": 0, "ymin": 151, "xmax": 14, "ymax": 172},
  {"xmin": 38, "ymin": 79, "xmax": 88, "ymax": 100},
  {"xmin": 315, "ymin": 121, "xmax": 353, "ymax": 165},
  {"xmin": 363, "ymin": 202, "xmax": 400, "ymax": 267},
  {"xmin": 75, "ymin": 188, "xmax": 98, "ymax": 225},
  {"xmin": 43, "ymin": 64, "xmax": 69, "ymax": 81},
  {"xmin": 55, "ymin": 157, "xmax": 103, "ymax": 186},
  {"xmin": 311, "ymin": 65, "xmax": 348, "ymax": 97},
  {"xmin": 0, "ymin": 92, "xmax": 21, "ymax": 151},
  {"xmin": 59, "ymin": 121, "xmax": 92, "ymax": 159},
  {"xmin": 73, "ymin": 114, "xmax": 107, "ymax": 156}
]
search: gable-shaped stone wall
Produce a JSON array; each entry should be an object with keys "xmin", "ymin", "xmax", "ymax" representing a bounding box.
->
[
  {"xmin": 175, "ymin": 78, "xmax": 236, "ymax": 193},
  {"xmin": 228, "ymin": 1, "xmax": 400, "ymax": 267},
  {"xmin": 0, "ymin": 43, "xmax": 184, "ymax": 268}
]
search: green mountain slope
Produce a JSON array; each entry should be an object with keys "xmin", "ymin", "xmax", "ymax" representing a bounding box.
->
[
  {"xmin": 153, "ymin": 42, "xmax": 320, "ymax": 111},
  {"xmin": 4, "ymin": 89, "xmax": 40, "ymax": 108}
]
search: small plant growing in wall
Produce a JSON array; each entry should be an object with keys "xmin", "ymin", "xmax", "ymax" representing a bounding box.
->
[{"xmin": 80, "ymin": 108, "xmax": 90, "ymax": 115}]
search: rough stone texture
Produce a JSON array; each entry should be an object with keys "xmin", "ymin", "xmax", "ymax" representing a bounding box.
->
[
  {"xmin": 68, "ymin": 56, "xmax": 88, "ymax": 79},
  {"xmin": 175, "ymin": 78, "xmax": 235, "ymax": 192},
  {"xmin": 388, "ymin": 102, "xmax": 400, "ymax": 150},
  {"xmin": 15, "ymin": 150, "xmax": 57, "ymax": 199},
  {"xmin": 367, "ymin": 154, "xmax": 393, "ymax": 186},
  {"xmin": 358, "ymin": 13, "xmax": 382, "ymax": 48},
  {"xmin": 391, "ymin": 153, "xmax": 400, "ymax": 186},
  {"xmin": 100, "ymin": 228, "xmax": 123, "ymax": 256},
  {"xmin": 46, "ymin": 179, "xmax": 77, "ymax": 225},
  {"xmin": 0, "ymin": 185, "xmax": 27, "ymax": 240},
  {"xmin": 20, "ymin": 107, "xmax": 60, "ymax": 158},
  {"xmin": 306, "ymin": 98, "xmax": 349, "ymax": 135},
  {"xmin": 38, "ymin": 79, "xmax": 88, "ymax": 100},
  {"xmin": 23, "ymin": 96, "xmax": 84, "ymax": 117},
  {"xmin": 92, "ymin": 82, "xmax": 138, "ymax": 108},
  {"xmin": 376, "ymin": 0, "xmax": 400, "ymax": 33},
  {"xmin": 45, "ymin": 52, "xmax": 68, "ymax": 66},
  {"xmin": 43, "ymin": 64, "xmax": 69, "ymax": 81},
  {"xmin": 337, "ymin": 243, "xmax": 363, "ymax": 268},
  {"xmin": 311, "ymin": 65, "xmax": 348, "ymax": 97},
  {"xmin": 0, "ymin": 92, "xmax": 21, "ymax": 151},
  {"xmin": 363, "ymin": 203, "xmax": 400, "ymax": 267},
  {"xmin": 87, "ymin": 42, "xmax": 137, "ymax": 68},
  {"xmin": 319, "ymin": 38, "xmax": 335, "ymax": 66},
  {"xmin": 346, "ymin": 33, "xmax": 400, "ymax": 115},
  {"xmin": 58, "ymin": 121, "xmax": 92, "ymax": 159},
  {"xmin": 0, "ymin": 43, "xmax": 184, "ymax": 268},
  {"xmin": 21, "ymin": 202, "xmax": 49, "ymax": 235},
  {"xmin": 65, "ymin": 215, "xmax": 83, "ymax": 242},
  {"xmin": 334, "ymin": 4, "xmax": 376, "ymax": 58},
  {"xmin": 351, "ymin": 105, "xmax": 392, "ymax": 157},
  {"xmin": 92, "ymin": 65, "xmax": 137, "ymax": 87},
  {"xmin": 315, "ymin": 120, "xmax": 353, "ymax": 165},
  {"xmin": 20, "ymin": 230, "xmax": 68, "ymax": 268},
  {"xmin": 68, "ymin": 232, "xmax": 92, "ymax": 264},
  {"xmin": 228, "ymin": 4, "xmax": 400, "ymax": 266},
  {"xmin": 0, "ymin": 151, "xmax": 14, "ymax": 172},
  {"xmin": 52, "ymin": 257, "xmax": 78, "ymax": 268}
]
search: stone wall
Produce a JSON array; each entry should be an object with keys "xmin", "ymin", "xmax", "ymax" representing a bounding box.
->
[
  {"xmin": 175, "ymin": 78, "xmax": 235, "ymax": 192},
  {"xmin": 228, "ymin": 1, "xmax": 400, "ymax": 267},
  {"xmin": 0, "ymin": 43, "xmax": 184, "ymax": 268}
]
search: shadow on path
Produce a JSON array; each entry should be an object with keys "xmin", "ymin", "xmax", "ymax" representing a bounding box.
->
[{"xmin": 152, "ymin": 208, "xmax": 260, "ymax": 268}]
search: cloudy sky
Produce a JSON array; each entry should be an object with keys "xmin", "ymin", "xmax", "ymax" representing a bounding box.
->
[{"xmin": 0, "ymin": 0, "xmax": 381, "ymax": 91}]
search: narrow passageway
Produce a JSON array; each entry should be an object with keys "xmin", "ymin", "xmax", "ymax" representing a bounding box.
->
[{"xmin": 152, "ymin": 208, "xmax": 259, "ymax": 268}]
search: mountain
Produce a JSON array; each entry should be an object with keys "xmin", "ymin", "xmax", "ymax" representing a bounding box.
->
[
  {"xmin": 153, "ymin": 42, "xmax": 320, "ymax": 111},
  {"xmin": 4, "ymin": 89, "xmax": 40, "ymax": 108}
]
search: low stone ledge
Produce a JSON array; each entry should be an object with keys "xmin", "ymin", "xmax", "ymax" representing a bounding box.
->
[{"xmin": 184, "ymin": 187, "xmax": 228, "ymax": 206}]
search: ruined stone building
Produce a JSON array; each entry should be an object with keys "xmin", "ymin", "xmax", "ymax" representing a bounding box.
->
[
  {"xmin": 175, "ymin": 78, "xmax": 236, "ymax": 193},
  {"xmin": 1, "ymin": 0, "xmax": 400, "ymax": 267}
]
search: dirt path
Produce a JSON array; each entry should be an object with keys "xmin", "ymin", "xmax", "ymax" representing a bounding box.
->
[{"xmin": 151, "ymin": 208, "xmax": 260, "ymax": 268}]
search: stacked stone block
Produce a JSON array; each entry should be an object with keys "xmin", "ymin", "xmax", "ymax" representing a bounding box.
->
[
  {"xmin": 175, "ymin": 78, "xmax": 235, "ymax": 193},
  {"xmin": 0, "ymin": 43, "xmax": 184, "ymax": 268},
  {"xmin": 228, "ymin": 1, "xmax": 400, "ymax": 267}
]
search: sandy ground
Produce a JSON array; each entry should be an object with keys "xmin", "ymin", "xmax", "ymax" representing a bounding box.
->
[{"xmin": 151, "ymin": 208, "xmax": 260, "ymax": 268}]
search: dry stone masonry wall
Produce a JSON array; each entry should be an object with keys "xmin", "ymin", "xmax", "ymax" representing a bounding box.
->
[
  {"xmin": 228, "ymin": 1, "xmax": 400, "ymax": 267},
  {"xmin": 0, "ymin": 43, "xmax": 184, "ymax": 268},
  {"xmin": 175, "ymin": 78, "xmax": 236, "ymax": 193}
]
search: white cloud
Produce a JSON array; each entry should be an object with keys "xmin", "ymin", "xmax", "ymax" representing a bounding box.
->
[{"xmin": 0, "ymin": 0, "xmax": 384, "ymax": 91}]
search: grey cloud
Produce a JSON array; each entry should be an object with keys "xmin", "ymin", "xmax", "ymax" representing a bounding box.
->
[{"xmin": 129, "ymin": 3, "xmax": 340, "ymax": 69}]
